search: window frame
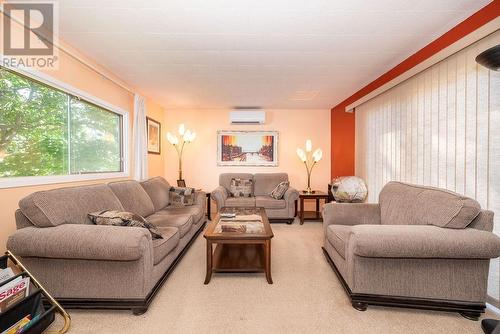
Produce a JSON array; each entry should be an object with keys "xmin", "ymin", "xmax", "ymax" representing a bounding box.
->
[{"xmin": 0, "ymin": 66, "xmax": 130, "ymax": 189}]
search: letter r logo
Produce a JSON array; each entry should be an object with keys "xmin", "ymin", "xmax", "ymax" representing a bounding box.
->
[{"xmin": 3, "ymin": 3, "xmax": 54, "ymax": 56}]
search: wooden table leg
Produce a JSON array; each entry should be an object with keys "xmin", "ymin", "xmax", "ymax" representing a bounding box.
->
[
  {"xmin": 299, "ymin": 197, "xmax": 305, "ymax": 225},
  {"xmin": 264, "ymin": 240, "xmax": 273, "ymax": 284},
  {"xmin": 204, "ymin": 241, "xmax": 213, "ymax": 284},
  {"xmin": 206, "ymin": 193, "xmax": 211, "ymax": 220}
]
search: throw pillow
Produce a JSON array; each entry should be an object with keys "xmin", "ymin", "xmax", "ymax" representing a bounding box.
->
[
  {"xmin": 88, "ymin": 210, "xmax": 163, "ymax": 239},
  {"xmin": 169, "ymin": 187, "xmax": 196, "ymax": 207},
  {"xmin": 270, "ymin": 181, "xmax": 289, "ymax": 199},
  {"xmin": 229, "ymin": 178, "xmax": 253, "ymax": 198}
]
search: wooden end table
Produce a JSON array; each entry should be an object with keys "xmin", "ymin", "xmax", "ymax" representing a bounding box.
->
[
  {"xmin": 203, "ymin": 207, "xmax": 274, "ymax": 284},
  {"xmin": 299, "ymin": 190, "xmax": 330, "ymax": 225}
]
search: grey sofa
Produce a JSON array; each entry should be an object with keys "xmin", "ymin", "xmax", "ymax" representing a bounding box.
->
[
  {"xmin": 7, "ymin": 176, "xmax": 206, "ymax": 315},
  {"xmin": 322, "ymin": 181, "xmax": 500, "ymax": 320},
  {"xmin": 211, "ymin": 173, "xmax": 299, "ymax": 223}
]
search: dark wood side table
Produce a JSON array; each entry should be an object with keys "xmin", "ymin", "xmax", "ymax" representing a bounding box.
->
[{"xmin": 299, "ymin": 191, "xmax": 330, "ymax": 225}]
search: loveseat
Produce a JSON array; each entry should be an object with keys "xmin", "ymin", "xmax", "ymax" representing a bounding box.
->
[
  {"xmin": 322, "ymin": 181, "xmax": 500, "ymax": 320},
  {"xmin": 211, "ymin": 173, "xmax": 299, "ymax": 223},
  {"xmin": 7, "ymin": 176, "xmax": 206, "ymax": 315}
]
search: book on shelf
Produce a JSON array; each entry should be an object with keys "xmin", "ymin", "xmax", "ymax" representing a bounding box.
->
[
  {"xmin": 1, "ymin": 315, "xmax": 31, "ymax": 334},
  {"xmin": 0, "ymin": 276, "xmax": 30, "ymax": 313}
]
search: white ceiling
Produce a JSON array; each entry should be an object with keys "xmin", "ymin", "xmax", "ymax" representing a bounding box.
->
[{"xmin": 56, "ymin": 0, "xmax": 491, "ymax": 109}]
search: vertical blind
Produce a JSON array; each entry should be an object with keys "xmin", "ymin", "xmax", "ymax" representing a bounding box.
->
[{"xmin": 355, "ymin": 30, "xmax": 500, "ymax": 302}]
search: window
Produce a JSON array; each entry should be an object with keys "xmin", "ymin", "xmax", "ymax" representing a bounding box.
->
[{"xmin": 0, "ymin": 67, "xmax": 126, "ymax": 184}]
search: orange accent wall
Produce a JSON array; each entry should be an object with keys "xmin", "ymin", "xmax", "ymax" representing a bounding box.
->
[
  {"xmin": 330, "ymin": 0, "xmax": 500, "ymax": 179},
  {"xmin": 330, "ymin": 107, "xmax": 355, "ymax": 177}
]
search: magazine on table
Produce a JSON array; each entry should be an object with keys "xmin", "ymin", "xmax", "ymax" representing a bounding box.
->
[
  {"xmin": 0, "ymin": 276, "xmax": 30, "ymax": 313},
  {"xmin": 0, "ymin": 268, "xmax": 15, "ymax": 285},
  {"xmin": 1, "ymin": 315, "xmax": 31, "ymax": 334},
  {"xmin": 219, "ymin": 214, "xmax": 263, "ymax": 223}
]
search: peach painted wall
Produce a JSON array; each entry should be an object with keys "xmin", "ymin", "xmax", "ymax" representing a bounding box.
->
[
  {"xmin": 163, "ymin": 109, "xmax": 331, "ymax": 212},
  {"xmin": 0, "ymin": 12, "xmax": 166, "ymax": 250}
]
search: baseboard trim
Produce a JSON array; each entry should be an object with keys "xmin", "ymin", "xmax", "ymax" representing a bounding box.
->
[
  {"xmin": 321, "ymin": 247, "xmax": 486, "ymax": 319},
  {"xmin": 48, "ymin": 221, "xmax": 207, "ymax": 314}
]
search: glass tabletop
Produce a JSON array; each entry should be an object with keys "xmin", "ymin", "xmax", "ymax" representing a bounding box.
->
[{"xmin": 214, "ymin": 207, "xmax": 265, "ymax": 234}]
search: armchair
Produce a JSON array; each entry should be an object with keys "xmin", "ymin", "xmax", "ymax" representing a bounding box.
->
[{"xmin": 322, "ymin": 181, "xmax": 500, "ymax": 320}]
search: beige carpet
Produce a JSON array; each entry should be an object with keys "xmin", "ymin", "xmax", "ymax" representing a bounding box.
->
[{"xmin": 50, "ymin": 221, "xmax": 498, "ymax": 333}]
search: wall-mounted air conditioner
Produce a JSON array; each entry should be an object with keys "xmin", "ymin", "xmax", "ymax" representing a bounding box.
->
[{"xmin": 230, "ymin": 110, "xmax": 266, "ymax": 124}]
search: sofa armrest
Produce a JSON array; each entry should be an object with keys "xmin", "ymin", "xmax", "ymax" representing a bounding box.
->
[
  {"xmin": 322, "ymin": 203, "xmax": 381, "ymax": 230},
  {"xmin": 7, "ymin": 224, "xmax": 152, "ymax": 261},
  {"xmin": 350, "ymin": 225, "xmax": 500, "ymax": 259},
  {"xmin": 211, "ymin": 186, "xmax": 228, "ymax": 210},
  {"xmin": 284, "ymin": 186, "xmax": 299, "ymax": 203}
]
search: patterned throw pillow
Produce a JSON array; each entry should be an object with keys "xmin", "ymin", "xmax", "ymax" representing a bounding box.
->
[
  {"xmin": 88, "ymin": 210, "xmax": 163, "ymax": 239},
  {"xmin": 270, "ymin": 181, "xmax": 289, "ymax": 199},
  {"xmin": 169, "ymin": 187, "xmax": 196, "ymax": 207},
  {"xmin": 229, "ymin": 178, "xmax": 253, "ymax": 198}
]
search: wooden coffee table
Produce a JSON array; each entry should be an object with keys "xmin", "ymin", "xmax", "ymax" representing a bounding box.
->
[{"xmin": 203, "ymin": 207, "xmax": 274, "ymax": 284}]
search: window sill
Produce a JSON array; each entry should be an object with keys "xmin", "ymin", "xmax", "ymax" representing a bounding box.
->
[{"xmin": 0, "ymin": 172, "xmax": 130, "ymax": 189}]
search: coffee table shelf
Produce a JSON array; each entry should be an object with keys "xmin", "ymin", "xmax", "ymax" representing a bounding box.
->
[{"xmin": 212, "ymin": 244, "xmax": 265, "ymax": 273}]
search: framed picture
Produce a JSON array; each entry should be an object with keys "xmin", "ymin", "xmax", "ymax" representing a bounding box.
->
[
  {"xmin": 177, "ymin": 179, "xmax": 186, "ymax": 187},
  {"xmin": 146, "ymin": 117, "xmax": 161, "ymax": 154},
  {"xmin": 217, "ymin": 131, "xmax": 278, "ymax": 166}
]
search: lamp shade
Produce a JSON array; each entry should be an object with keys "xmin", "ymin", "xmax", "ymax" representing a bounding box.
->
[
  {"xmin": 183, "ymin": 130, "xmax": 192, "ymax": 142},
  {"xmin": 313, "ymin": 148, "xmax": 323, "ymax": 162},
  {"xmin": 296, "ymin": 148, "xmax": 306, "ymax": 162},
  {"xmin": 167, "ymin": 133, "xmax": 179, "ymax": 145},
  {"xmin": 178, "ymin": 123, "xmax": 186, "ymax": 135},
  {"xmin": 167, "ymin": 132, "xmax": 175, "ymax": 144},
  {"xmin": 305, "ymin": 139, "xmax": 312, "ymax": 152}
]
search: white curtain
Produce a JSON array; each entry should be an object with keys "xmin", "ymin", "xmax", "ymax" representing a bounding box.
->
[
  {"xmin": 355, "ymin": 31, "xmax": 500, "ymax": 303},
  {"xmin": 133, "ymin": 94, "xmax": 148, "ymax": 181}
]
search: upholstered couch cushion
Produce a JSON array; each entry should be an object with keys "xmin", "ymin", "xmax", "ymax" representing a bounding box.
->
[
  {"xmin": 108, "ymin": 180, "xmax": 156, "ymax": 218},
  {"xmin": 141, "ymin": 177, "xmax": 171, "ymax": 211},
  {"xmin": 146, "ymin": 213, "xmax": 193, "ymax": 238},
  {"xmin": 255, "ymin": 196, "xmax": 286, "ymax": 209},
  {"xmin": 326, "ymin": 225, "xmax": 352, "ymax": 259},
  {"xmin": 225, "ymin": 197, "xmax": 256, "ymax": 207},
  {"xmin": 349, "ymin": 224, "xmax": 500, "ymax": 259},
  {"xmin": 19, "ymin": 184, "xmax": 124, "ymax": 227},
  {"xmin": 379, "ymin": 181, "xmax": 481, "ymax": 229},
  {"xmin": 7, "ymin": 224, "xmax": 151, "ymax": 261},
  {"xmin": 254, "ymin": 173, "xmax": 289, "ymax": 196},
  {"xmin": 152, "ymin": 227, "xmax": 179, "ymax": 265}
]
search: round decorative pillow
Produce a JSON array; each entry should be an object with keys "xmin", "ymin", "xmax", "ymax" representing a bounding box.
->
[{"xmin": 330, "ymin": 176, "xmax": 368, "ymax": 203}]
